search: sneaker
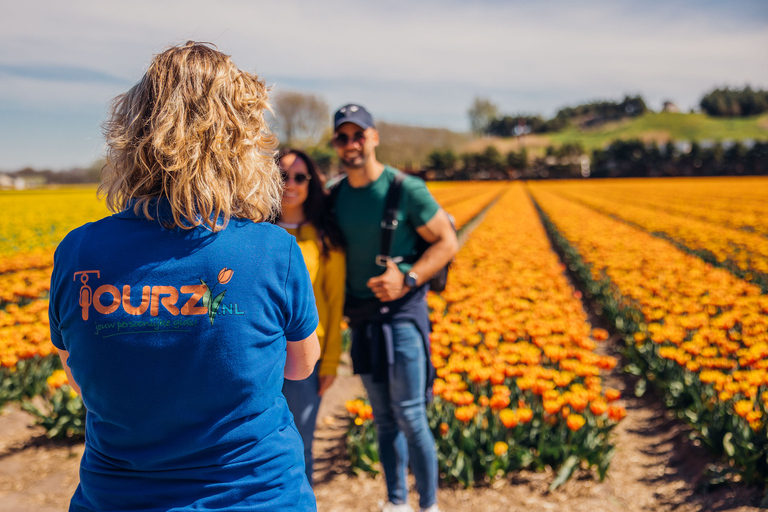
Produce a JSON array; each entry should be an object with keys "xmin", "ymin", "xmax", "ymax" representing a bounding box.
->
[
  {"xmin": 419, "ymin": 505, "xmax": 441, "ymax": 512},
  {"xmin": 378, "ymin": 501, "xmax": 414, "ymax": 512}
]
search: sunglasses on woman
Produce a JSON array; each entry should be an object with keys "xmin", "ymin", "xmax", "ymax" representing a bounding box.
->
[
  {"xmin": 281, "ymin": 171, "xmax": 311, "ymax": 185},
  {"xmin": 331, "ymin": 131, "xmax": 366, "ymax": 147}
]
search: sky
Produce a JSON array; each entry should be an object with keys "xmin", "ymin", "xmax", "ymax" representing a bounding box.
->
[{"xmin": 1, "ymin": 0, "xmax": 766, "ymax": 171}]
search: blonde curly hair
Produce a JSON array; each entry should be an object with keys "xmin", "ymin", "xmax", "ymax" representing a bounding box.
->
[{"xmin": 100, "ymin": 41, "xmax": 280, "ymax": 230}]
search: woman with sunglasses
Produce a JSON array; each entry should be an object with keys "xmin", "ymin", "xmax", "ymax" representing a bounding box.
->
[{"xmin": 276, "ymin": 148, "xmax": 346, "ymax": 487}]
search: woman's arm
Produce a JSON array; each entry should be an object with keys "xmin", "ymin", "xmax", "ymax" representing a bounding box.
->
[
  {"xmin": 57, "ymin": 349, "xmax": 82, "ymax": 396},
  {"xmin": 285, "ymin": 330, "xmax": 321, "ymax": 380}
]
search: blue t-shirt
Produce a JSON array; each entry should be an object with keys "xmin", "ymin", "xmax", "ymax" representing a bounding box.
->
[{"xmin": 49, "ymin": 202, "xmax": 319, "ymax": 511}]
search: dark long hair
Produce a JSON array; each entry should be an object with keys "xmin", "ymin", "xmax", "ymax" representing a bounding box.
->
[{"xmin": 276, "ymin": 148, "xmax": 345, "ymax": 256}]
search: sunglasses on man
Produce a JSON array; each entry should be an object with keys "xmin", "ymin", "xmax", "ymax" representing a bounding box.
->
[
  {"xmin": 281, "ymin": 171, "xmax": 311, "ymax": 185},
  {"xmin": 331, "ymin": 131, "xmax": 366, "ymax": 148}
]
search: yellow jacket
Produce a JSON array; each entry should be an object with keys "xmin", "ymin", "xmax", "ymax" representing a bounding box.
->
[{"xmin": 281, "ymin": 223, "xmax": 345, "ymax": 376}]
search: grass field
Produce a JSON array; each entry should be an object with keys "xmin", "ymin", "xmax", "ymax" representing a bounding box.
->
[
  {"xmin": 457, "ymin": 112, "xmax": 768, "ymax": 161},
  {"xmin": 547, "ymin": 112, "xmax": 768, "ymax": 150}
]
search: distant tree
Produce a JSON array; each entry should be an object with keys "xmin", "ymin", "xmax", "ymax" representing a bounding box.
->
[
  {"xmin": 273, "ymin": 91, "xmax": 330, "ymax": 147},
  {"xmin": 506, "ymin": 148, "xmax": 528, "ymax": 170},
  {"xmin": 468, "ymin": 97, "xmax": 499, "ymax": 135},
  {"xmin": 553, "ymin": 142, "xmax": 585, "ymax": 158},
  {"xmin": 554, "ymin": 95, "xmax": 647, "ymax": 127},
  {"xmin": 426, "ymin": 150, "xmax": 458, "ymax": 172},
  {"xmin": 305, "ymin": 146, "xmax": 336, "ymax": 177},
  {"xmin": 746, "ymin": 141, "xmax": 768, "ymax": 174},
  {"xmin": 481, "ymin": 146, "xmax": 503, "ymax": 170},
  {"xmin": 700, "ymin": 86, "xmax": 768, "ymax": 117},
  {"xmin": 458, "ymin": 146, "xmax": 505, "ymax": 179},
  {"xmin": 486, "ymin": 115, "xmax": 546, "ymax": 136}
]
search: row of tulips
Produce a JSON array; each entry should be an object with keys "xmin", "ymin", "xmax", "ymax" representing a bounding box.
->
[
  {"xmin": 347, "ymin": 183, "xmax": 626, "ymax": 488},
  {"xmin": 543, "ymin": 181, "xmax": 768, "ymax": 291},
  {"xmin": 0, "ymin": 265, "xmax": 53, "ymax": 304},
  {"xmin": 0, "ymin": 299, "xmax": 60, "ymax": 407},
  {"xmin": 0, "ymin": 188, "xmax": 105, "ymax": 422},
  {"xmin": 430, "ymin": 182, "xmax": 510, "ymax": 229},
  {"xmin": 0, "ymin": 250, "xmax": 59, "ymax": 409},
  {"xmin": 529, "ymin": 184, "xmax": 768, "ymax": 484},
  {"xmin": 544, "ymin": 177, "xmax": 768, "ymax": 238},
  {"xmin": 428, "ymin": 181, "xmax": 509, "ymax": 211}
]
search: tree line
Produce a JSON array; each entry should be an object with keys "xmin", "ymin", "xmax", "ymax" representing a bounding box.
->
[
  {"xmin": 422, "ymin": 139, "xmax": 768, "ymax": 181},
  {"xmin": 470, "ymin": 85, "xmax": 768, "ymax": 138},
  {"xmin": 699, "ymin": 86, "xmax": 768, "ymax": 117},
  {"xmin": 469, "ymin": 95, "xmax": 648, "ymax": 137}
]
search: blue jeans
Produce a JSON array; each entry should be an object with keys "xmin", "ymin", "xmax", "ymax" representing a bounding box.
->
[
  {"xmin": 361, "ymin": 321, "xmax": 437, "ymax": 509},
  {"xmin": 283, "ymin": 362, "xmax": 322, "ymax": 486}
]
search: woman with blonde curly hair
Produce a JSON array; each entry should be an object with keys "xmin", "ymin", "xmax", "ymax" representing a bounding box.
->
[{"xmin": 48, "ymin": 42, "xmax": 320, "ymax": 511}]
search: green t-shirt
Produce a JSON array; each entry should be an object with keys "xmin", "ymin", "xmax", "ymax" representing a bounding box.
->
[{"xmin": 335, "ymin": 166, "xmax": 440, "ymax": 300}]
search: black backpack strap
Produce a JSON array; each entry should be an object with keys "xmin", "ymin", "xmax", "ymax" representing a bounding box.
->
[
  {"xmin": 376, "ymin": 172, "xmax": 406, "ymax": 267},
  {"xmin": 326, "ymin": 175, "xmax": 346, "ymax": 218}
]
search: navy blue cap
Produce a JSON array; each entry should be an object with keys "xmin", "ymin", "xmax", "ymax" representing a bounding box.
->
[{"xmin": 333, "ymin": 104, "xmax": 375, "ymax": 131}]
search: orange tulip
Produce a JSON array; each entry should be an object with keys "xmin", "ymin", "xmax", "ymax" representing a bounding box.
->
[
  {"xmin": 518, "ymin": 408, "xmax": 534, "ymax": 424},
  {"xmin": 566, "ymin": 414, "xmax": 586, "ymax": 431},
  {"xmin": 490, "ymin": 394, "xmax": 511, "ymax": 411},
  {"xmin": 590, "ymin": 399, "xmax": 608, "ymax": 416},
  {"xmin": 499, "ymin": 408, "xmax": 518, "ymax": 428},
  {"xmin": 218, "ymin": 267, "xmax": 234, "ymax": 284},
  {"xmin": 493, "ymin": 441, "xmax": 509, "ymax": 457},
  {"xmin": 46, "ymin": 369, "xmax": 69, "ymax": 390},
  {"xmin": 607, "ymin": 405, "xmax": 627, "ymax": 422}
]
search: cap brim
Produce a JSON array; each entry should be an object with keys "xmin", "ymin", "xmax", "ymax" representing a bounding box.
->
[{"xmin": 334, "ymin": 119, "xmax": 372, "ymax": 131}]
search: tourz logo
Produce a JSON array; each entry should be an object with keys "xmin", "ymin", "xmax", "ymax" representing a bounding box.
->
[{"xmin": 74, "ymin": 267, "xmax": 242, "ymax": 328}]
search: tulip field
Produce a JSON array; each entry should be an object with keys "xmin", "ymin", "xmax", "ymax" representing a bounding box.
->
[
  {"xmin": 0, "ymin": 187, "xmax": 107, "ymax": 436},
  {"xmin": 1, "ymin": 177, "xmax": 768, "ymax": 491},
  {"xmin": 528, "ymin": 178, "xmax": 768, "ymax": 485}
]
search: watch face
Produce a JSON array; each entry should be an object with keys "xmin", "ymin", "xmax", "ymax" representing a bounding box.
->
[{"xmin": 405, "ymin": 272, "xmax": 418, "ymax": 288}]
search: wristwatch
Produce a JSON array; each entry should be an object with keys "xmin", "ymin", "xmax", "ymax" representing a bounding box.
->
[{"xmin": 404, "ymin": 271, "xmax": 418, "ymax": 289}]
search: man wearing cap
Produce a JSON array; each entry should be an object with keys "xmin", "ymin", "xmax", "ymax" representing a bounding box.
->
[{"xmin": 329, "ymin": 104, "xmax": 458, "ymax": 512}]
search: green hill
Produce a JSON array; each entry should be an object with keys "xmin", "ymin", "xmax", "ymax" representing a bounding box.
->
[{"xmin": 546, "ymin": 112, "xmax": 768, "ymax": 150}]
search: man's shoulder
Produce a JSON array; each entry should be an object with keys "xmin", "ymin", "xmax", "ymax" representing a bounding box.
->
[{"xmin": 383, "ymin": 166, "xmax": 427, "ymax": 189}]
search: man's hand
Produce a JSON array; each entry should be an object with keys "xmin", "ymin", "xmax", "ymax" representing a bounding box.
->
[
  {"xmin": 366, "ymin": 259, "xmax": 408, "ymax": 302},
  {"xmin": 318, "ymin": 375, "xmax": 336, "ymax": 397}
]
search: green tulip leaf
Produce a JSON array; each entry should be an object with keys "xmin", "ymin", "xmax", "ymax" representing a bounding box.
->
[
  {"xmin": 201, "ymin": 279, "xmax": 212, "ymax": 310},
  {"xmin": 723, "ymin": 432, "xmax": 735, "ymax": 457},
  {"xmin": 208, "ymin": 290, "xmax": 227, "ymax": 325},
  {"xmin": 549, "ymin": 454, "xmax": 580, "ymax": 492}
]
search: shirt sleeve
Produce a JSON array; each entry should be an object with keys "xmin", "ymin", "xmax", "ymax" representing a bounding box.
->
[
  {"xmin": 49, "ymin": 245, "xmax": 66, "ymax": 351},
  {"xmin": 403, "ymin": 175, "xmax": 440, "ymax": 228},
  {"xmin": 283, "ymin": 239, "xmax": 320, "ymax": 342},
  {"xmin": 319, "ymin": 248, "xmax": 346, "ymax": 376}
]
